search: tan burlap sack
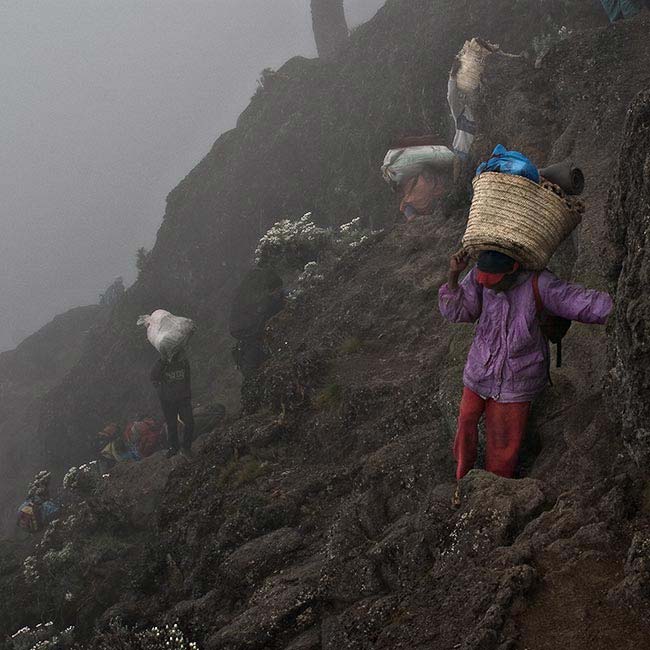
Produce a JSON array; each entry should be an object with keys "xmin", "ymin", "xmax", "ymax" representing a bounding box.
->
[
  {"xmin": 462, "ymin": 172, "xmax": 583, "ymax": 270},
  {"xmin": 455, "ymin": 39, "xmax": 496, "ymax": 94}
]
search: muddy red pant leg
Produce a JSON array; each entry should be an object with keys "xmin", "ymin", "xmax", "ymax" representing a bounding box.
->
[
  {"xmin": 454, "ymin": 388, "xmax": 486, "ymax": 480},
  {"xmin": 484, "ymin": 400, "xmax": 531, "ymax": 478}
]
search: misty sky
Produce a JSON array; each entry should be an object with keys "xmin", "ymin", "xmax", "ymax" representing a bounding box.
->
[{"xmin": 0, "ymin": 0, "xmax": 383, "ymax": 351}]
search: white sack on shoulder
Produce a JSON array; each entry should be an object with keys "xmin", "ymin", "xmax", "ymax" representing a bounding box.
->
[
  {"xmin": 137, "ymin": 309, "xmax": 195, "ymax": 359},
  {"xmin": 381, "ymin": 146, "xmax": 455, "ymax": 185}
]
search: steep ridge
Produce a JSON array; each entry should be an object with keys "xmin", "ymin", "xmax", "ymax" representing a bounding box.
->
[
  {"xmin": 3, "ymin": 2, "xmax": 650, "ymax": 649},
  {"xmin": 0, "ymin": 305, "xmax": 103, "ymax": 535},
  {"xmin": 608, "ymin": 88, "xmax": 650, "ymax": 466},
  {"xmin": 32, "ymin": 0, "xmax": 607, "ymax": 488}
]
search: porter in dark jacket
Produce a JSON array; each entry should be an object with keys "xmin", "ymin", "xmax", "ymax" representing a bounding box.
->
[
  {"xmin": 151, "ymin": 351, "xmax": 194, "ymax": 457},
  {"xmin": 230, "ymin": 268, "xmax": 285, "ymax": 377}
]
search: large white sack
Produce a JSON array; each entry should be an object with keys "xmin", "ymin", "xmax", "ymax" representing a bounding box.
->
[
  {"xmin": 137, "ymin": 309, "xmax": 195, "ymax": 359},
  {"xmin": 381, "ymin": 145, "xmax": 456, "ymax": 185}
]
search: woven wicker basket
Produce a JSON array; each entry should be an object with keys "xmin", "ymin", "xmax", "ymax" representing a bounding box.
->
[{"xmin": 462, "ymin": 172, "xmax": 583, "ymax": 270}]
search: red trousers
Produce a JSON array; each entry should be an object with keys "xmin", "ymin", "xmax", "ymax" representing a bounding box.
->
[{"xmin": 454, "ymin": 388, "xmax": 531, "ymax": 480}]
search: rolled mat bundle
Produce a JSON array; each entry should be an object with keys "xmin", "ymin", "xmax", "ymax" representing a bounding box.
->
[{"xmin": 462, "ymin": 172, "xmax": 584, "ymax": 270}]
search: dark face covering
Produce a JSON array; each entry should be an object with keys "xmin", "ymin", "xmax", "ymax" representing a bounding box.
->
[
  {"xmin": 476, "ymin": 263, "xmax": 520, "ymax": 290},
  {"xmin": 489, "ymin": 271, "xmax": 521, "ymax": 292}
]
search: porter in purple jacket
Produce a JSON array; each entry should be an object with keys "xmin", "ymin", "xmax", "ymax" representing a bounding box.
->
[
  {"xmin": 439, "ymin": 266, "xmax": 613, "ymax": 402},
  {"xmin": 439, "ymin": 249, "xmax": 613, "ymax": 490}
]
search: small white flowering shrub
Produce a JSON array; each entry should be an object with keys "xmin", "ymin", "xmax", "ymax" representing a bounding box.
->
[
  {"xmin": 134, "ymin": 623, "xmax": 199, "ymax": 649},
  {"xmin": 23, "ymin": 555, "xmax": 39, "ymax": 584},
  {"xmin": 339, "ymin": 216, "xmax": 360, "ymax": 233},
  {"xmin": 43, "ymin": 541, "xmax": 74, "ymax": 569},
  {"xmin": 337, "ymin": 217, "xmax": 370, "ymax": 249},
  {"xmin": 9, "ymin": 623, "xmax": 74, "ymax": 650},
  {"xmin": 255, "ymin": 213, "xmax": 376, "ymax": 273},
  {"xmin": 298, "ymin": 261, "xmax": 324, "ymax": 284},
  {"xmin": 338, "ymin": 216, "xmax": 360, "ymax": 237},
  {"xmin": 288, "ymin": 261, "xmax": 326, "ymax": 300},
  {"xmin": 93, "ymin": 621, "xmax": 199, "ymax": 650},
  {"xmin": 338, "ymin": 217, "xmax": 370, "ymax": 249},
  {"xmin": 349, "ymin": 235, "xmax": 368, "ymax": 248},
  {"xmin": 254, "ymin": 213, "xmax": 332, "ymax": 270},
  {"xmin": 24, "ymin": 542, "xmax": 75, "ymax": 586},
  {"xmin": 256, "ymin": 213, "xmax": 378, "ymax": 302},
  {"xmin": 62, "ymin": 462, "xmax": 100, "ymax": 494},
  {"xmin": 27, "ymin": 471, "xmax": 52, "ymax": 502},
  {"xmin": 37, "ymin": 514, "xmax": 71, "ymax": 555}
]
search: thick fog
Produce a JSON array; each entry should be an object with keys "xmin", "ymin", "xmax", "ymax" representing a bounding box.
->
[{"xmin": 0, "ymin": 0, "xmax": 383, "ymax": 352}]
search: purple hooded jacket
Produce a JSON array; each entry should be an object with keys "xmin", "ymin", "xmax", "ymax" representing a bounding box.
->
[{"xmin": 439, "ymin": 268, "xmax": 613, "ymax": 402}]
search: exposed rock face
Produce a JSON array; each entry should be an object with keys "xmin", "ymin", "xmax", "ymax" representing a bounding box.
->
[
  {"xmin": 31, "ymin": 0, "xmax": 608, "ymax": 494},
  {"xmin": 6, "ymin": 5, "xmax": 650, "ymax": 650},
  {"xmin": 311, "ymin": 0, "xmax": 349, "ymax": 61},
  {"xmin": 608, "ymin": 89, "xmax": 650, "ymax": 465},
  {"xmin": 4, "ymin": 200, "xmax": 650, "ymax": 649}
]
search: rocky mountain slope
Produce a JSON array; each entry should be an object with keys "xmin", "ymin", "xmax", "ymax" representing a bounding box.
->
[
  {"xmin": 2, "ymin": 1, "xmax": 650, "ymax": 649},
  {"xmin": 0, "ymin": 305, "xmax": 103, "ymax": 535},
  {"xmin": 30, "ymin": 0, "xmax": 609, "ymax": 485}
]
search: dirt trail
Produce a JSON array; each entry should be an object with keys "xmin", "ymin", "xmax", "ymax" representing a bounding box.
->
[{"xmin": 518, "ymin": 556, "xmax": 650, "ymax": 650}]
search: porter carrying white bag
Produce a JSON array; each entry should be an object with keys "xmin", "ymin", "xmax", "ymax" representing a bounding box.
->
[
  {"xmin": 381, "ymin": 145, "xmax": 455, "ymax": 185},
  {"xmin": 137, "ymin": 310, "xmax": 195, "ymax": 359}
]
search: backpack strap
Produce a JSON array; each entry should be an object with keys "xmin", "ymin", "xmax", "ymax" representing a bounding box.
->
[
  {"xmin": 531, "ymin": 271, "xmax": 561, "ymax": 370},
  {"xmin": 531, "ymin": 271, "xmax": 543, "ymax": 315}
]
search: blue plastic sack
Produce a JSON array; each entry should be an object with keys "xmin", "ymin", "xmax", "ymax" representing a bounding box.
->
[{"xmin": 476, "ymin": 144, "xmax": 540, "ymax": 184}]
